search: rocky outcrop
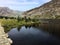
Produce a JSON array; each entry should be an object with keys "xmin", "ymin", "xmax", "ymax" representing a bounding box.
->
[
  {"xmin": 23, "ymin": 0, "xmax": 60, "ymax": 19},
  {"xmin": 0, "ymin": 23, "xmax": 12, "ymax": 45},
  {"xmin": 0, "ymin": 7, "xmax": 22, "ymax": 17}
]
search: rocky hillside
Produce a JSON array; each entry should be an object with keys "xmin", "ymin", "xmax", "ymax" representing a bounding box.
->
[
  {"xmin": 23, "ymin": 0, "xmax": 60, "ymax": 19},
  {"xmin": 0, "ymin": 7, "xmax": 22, "ymax": 17}
]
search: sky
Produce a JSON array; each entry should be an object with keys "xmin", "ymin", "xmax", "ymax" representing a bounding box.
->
[{"xmin": 0, "ymin": 0, "xmax": 51, "ymax": 11}]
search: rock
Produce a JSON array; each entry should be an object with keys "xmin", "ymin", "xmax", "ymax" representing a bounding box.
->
[
  {"xmin": 23, "ymin": 0, "xmax": 60, "ymax": 19},
  {"xmin": 8, "ymin": 38, "xmax": 13, "ymax": 43},
  {"xmin": 0, "ymin": 23, "xmax": 12, "ymax": 45}
]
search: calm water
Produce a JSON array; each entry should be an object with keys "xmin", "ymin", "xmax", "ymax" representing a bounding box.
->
[{"xmin": 8, "ymin": 26, "xmax": 60, "ymax": 45}]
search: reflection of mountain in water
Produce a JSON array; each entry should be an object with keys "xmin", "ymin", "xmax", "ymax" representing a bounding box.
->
[
  {"xmin": 8, "ymin": 26, "xmax": 60, "ymax": 45},
  {"xmin": 17, "ymin": 25, "xmax": 32, "ymax": 31}
]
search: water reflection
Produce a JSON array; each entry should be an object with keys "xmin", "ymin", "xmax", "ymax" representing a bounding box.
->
[
  {"xmin": 17, "ymin": 25, "xmax": 32, "ymax": 31},
  {"xmin": 17, "ymin": 26, "xmax": 21, "ymax": 31},
  {"xmin": 4, "ymin": 23, "xmax": 60, "ymax": 37},
  {"xmin": 25, "ymin": 25, "xmax": 31, "ymax": 29},
  {"xmin": 8, "ymin": 26, "xmax": 60, "ymax": 45}
]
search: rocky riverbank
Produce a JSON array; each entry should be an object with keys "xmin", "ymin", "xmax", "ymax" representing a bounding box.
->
[{"xmin": 0, "ymin": 23, "xmax": 12, "ymax": 45}]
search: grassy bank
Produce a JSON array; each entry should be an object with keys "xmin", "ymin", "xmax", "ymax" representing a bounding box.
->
[{"xmin": 0, "ymin": 18, "xmax": 39, "ymax": 32}]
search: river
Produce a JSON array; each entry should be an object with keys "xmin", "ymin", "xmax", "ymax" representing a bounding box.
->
[{"xmin": 8, "ymin": 26, "xmax": 60, "ymax": 45}]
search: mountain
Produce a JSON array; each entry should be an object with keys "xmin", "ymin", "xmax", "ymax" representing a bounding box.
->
[
  {"xmin": 23, "ymin": 0, "xmax": 60, "ymax": 19},
  {"xmin": 0, "ymin": 7, "xmax": 22, "ymax": 17}
]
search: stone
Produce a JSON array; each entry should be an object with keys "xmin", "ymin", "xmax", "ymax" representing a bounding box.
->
[
  {"xmin": 0, "ymin": 23, "xmax": 12, "ymax": 45},
  {"xmin": 23, "ymin": 0, "xmax": 60, "ymax": 19}
]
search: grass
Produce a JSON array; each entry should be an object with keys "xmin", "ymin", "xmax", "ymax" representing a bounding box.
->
[
  {"xmin": 0, "ymin": 19, "xmax": 18, "ymax": 31},
  {"xmin": 0, "ymin": 18, "xmax": 39, "ymax": 32}
]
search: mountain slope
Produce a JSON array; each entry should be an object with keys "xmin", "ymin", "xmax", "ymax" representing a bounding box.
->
[
  {"xmin": 0, "ymin": 7, "xmax": 22, "ymax": 17},
  {"xmin": 23, "ymin": 0, "xmax": 60, "ymax": 19}
]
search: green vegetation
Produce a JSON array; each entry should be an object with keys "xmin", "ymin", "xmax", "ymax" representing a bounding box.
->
[{"xmin": 0, "ymin": 16, "xmax": 39, "ymax": 32}]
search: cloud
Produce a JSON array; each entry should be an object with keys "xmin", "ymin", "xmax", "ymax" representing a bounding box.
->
[
  {"xmin": 0, "ymin": 0, "xmax": 51, "ymax": 5},
  {"xmin": 0, "ymin": 0, "xmax": 39, "ymax": 5},
  {"xmin": 0, "ymin": 0, "xmax": 51, "ymax": 11}
]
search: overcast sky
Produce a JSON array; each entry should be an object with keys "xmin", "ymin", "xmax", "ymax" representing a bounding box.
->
[{"xmin": 0, "ymin": 0, "xmax": 51, "ymax": 11}]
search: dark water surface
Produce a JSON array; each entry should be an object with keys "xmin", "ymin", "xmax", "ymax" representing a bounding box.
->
[{"xmin": 8, "ymin": 26, "xmax": 60, "ymax": 45}]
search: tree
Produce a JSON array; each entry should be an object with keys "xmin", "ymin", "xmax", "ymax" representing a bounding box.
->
[
  {"xmin": 24, "ymin": 16, "xmax": 28, "ymax": 22},
  {"xmin": 28, "ymin": 17, "xmax": 31, "ymax": 21},
  {"xmin": 17, "ymin": 16, "xmax": 20, "ymax": 22}
]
